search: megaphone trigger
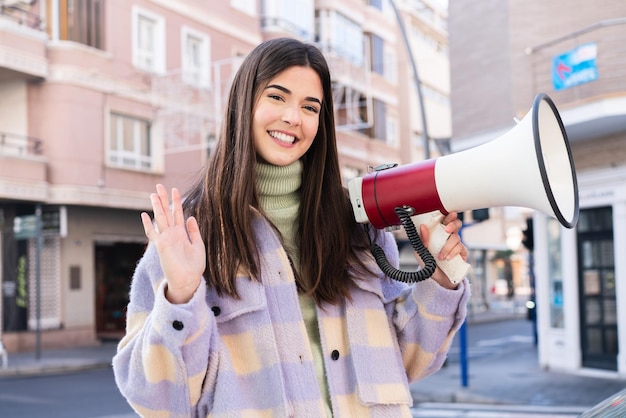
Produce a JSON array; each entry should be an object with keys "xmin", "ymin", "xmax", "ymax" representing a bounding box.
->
[{"xmin": 413, "ymin": 211, "xmax": 471, "ymax": 284}]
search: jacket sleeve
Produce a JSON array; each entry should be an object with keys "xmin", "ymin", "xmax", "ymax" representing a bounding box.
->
[
  {"xmin": 376, "ymin": 231, "xmax": 471, "ymax": 383},
  {"xmin": 112, "ymin": 244, "xmax": 218, "ymax": 418}
]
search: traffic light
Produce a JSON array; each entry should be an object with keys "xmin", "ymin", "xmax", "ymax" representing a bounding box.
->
[
  {"xmin": 472, "ymin": 208, "xmax": 490, "ymax": 222},
  {"xmin": 522, "ymin": 217, "xmax": 534, "ymax": 251},
  {"xmin": 457, "ymin": 209, "xmax": 490, "ymax": 223}
]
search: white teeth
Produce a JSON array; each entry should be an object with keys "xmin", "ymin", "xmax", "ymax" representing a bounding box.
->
[{"xmin": 269, "ymin": 131, "xmax": 295, "ymax": 144}]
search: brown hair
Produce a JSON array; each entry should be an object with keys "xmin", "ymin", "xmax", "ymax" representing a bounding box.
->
[{"xmin": 183, "ymin": 37, "xmax": 375, "ymax": 305}]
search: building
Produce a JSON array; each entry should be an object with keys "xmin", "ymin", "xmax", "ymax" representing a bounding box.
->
[
  {"xmin": 448, "ymin": 1, "xmax": 626, "ymax": 375},
  {"xmin": 0, "ymin": 0, "xmax": 451, "ymax": 352}
]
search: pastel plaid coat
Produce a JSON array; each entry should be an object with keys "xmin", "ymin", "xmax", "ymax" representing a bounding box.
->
[{"xmin": 113, "ymin": 215, "xmax": 469, "ymax": 417}]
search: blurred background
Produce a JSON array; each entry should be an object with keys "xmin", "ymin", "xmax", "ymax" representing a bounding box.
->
[{"xmin": 0, "ymin": 0, "xmax": 625, "ymax": 383}]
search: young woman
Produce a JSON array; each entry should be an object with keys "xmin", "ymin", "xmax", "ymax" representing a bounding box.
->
[{"xmin": 113, "ymin": 37, "xmax": 470, "ymax": 417}]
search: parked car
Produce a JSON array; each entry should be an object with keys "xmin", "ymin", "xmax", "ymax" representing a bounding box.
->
[{"xmin": 580, "ymin": 388, "xmax": 626, "ymax": 417}]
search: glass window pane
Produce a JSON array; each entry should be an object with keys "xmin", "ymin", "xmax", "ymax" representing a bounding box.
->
[
  {"xmin": 109, "ymin": 115, "xmax": 118, "ymax": 151},
  {"xmin": 550, "ymin": 280, "xmax": 564, "ymax": 328},
  {"xmin": 603, "ymin": 271, "xmax": 616, "ymax": 296},
  {"xmin": 123, "ymin": 120, "xmax": 134, "ymax": 151},
  {"xmin": 604, "ymin": 299, "xmax": 617, "ymax": 325},
  {"xmin": 332, "ymin": 12, "xmax": 363, "ymax": 66},
  {"xmin": 108, "ymin": 113, "xmax": 151, "ymax": 170},
  {"xmin": 547, "ymin": 218, "xmax": 563, "ymax": 328},
  {"xmin": 585, "ymin": 299, "xmax": 601, "ymax": 324},
  {"xmin": 583, "ymin": 270, "xmax": 600, "ymax": 295},
  {"xmin": 139, "ymin": 17, "xmax": 154, "ymax": 50},
  {"xmin": 582, "ymin": 241, "xmax": 593, "ymax": 268},
  {"xmin": 369, "ymin": 0, "xmax": 382, "ymax": 10},
  {"xmin": 140, "ymin": 122, "xmax": 150, "ymax": 155},
  {"xmin": 585, "ymin": 328, "xmax": 602, "ymax": 354},
  {"xmin": 606, "ymin": 328, "xmax": 618, "ymax": 354},
  {"xmin": 578, "ymin": 210, "xmax": 589, "ymax": 232},
  {"xmin": 600, "ymin": 240, "xmax": 614, "ymax": 267},
  {"xmin": 62, "ymin": 0, "xmax": 104, "ymax": 49},
  {"xmin": 371, "ymin": 34, "xmax": 384, "ymax": 75}
]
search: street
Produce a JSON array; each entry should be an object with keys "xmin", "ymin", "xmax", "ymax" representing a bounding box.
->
[
  {"xmin": 0, "ymin": 318, "xmax": 604, "ymax": 417},
  {"xmin": 0, "ymin": 367, "xmax": 135, "ymax": 418},
  {"xmin": 447, "ymin": 312, "xmax": 535, "ymax": 363},
  {"xmin": 412, "ymin": 402, "xmax": 583, "ymax": 417}
]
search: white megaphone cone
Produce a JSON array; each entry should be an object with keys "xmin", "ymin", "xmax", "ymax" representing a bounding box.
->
[{"xmin": 348, "ymin": 93, "xmax": 579, "ymax": 284}]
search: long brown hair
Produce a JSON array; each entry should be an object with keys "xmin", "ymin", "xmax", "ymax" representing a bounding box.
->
[{"xmin": 183, "ymin": 37, "xmax": 375, "ymax": 305}]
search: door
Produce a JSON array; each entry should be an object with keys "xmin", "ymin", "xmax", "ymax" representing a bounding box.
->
[
  {"xmin": 95, "ymin": 242, "xmax": 146, "ymax": 339},
  {"xmin": 577, "ymin": 206, "xmax": 617, "ymax": 370}
]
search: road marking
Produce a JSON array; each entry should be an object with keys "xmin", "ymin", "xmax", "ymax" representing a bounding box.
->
[{"xmin": 412, "ymin": 402, "xmax": 588, "ymax": 418}]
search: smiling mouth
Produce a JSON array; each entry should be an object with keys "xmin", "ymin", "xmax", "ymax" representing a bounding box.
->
[{"xmin": 268, "ymin": 130, "xmax": 296, "ymax": 144}]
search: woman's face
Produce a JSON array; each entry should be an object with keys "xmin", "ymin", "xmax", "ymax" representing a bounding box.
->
[{"xmin": 252, "ymin": 65, "xmax": 323, "ymax": 166}]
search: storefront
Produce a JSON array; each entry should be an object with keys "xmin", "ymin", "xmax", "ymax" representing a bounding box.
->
[
  {"xmin": 0, "ymin": 204, "xmax": 145, "ymax": 351},
  {"xmin": 535, "ymin": 166, "xmax": 626, "ymax": 375}
]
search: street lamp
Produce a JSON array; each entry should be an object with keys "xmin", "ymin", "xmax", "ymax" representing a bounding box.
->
[
  {"xmin": 387, "ymin": 0, "xmax": 472, "ymax": 386},
  {"xmin": 388, "ymin": 0, "xmax": 431, "ymax": 159}
]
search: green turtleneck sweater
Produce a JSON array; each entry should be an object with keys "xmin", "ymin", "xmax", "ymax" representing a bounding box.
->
[
  {"xmin": 256, "ymin": 160, "xmax": 332, "ymax": 417},
  {"xmin": 255, "ymin": 160, "xmax": 302, "ymax": 268}
]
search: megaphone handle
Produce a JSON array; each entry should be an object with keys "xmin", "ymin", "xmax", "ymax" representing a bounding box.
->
[
  {"xmin": 413, "ymin": 211, "xmax": 471, "ymax": 285},
  {"xmin": 370, "ymin": 207, "xmax": 438, "ymax": 283}
]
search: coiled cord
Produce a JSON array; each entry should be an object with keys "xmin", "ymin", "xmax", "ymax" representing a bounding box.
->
[{"xmin": 370, "ymin": 207, "xmax": 437, "ymax": 283}]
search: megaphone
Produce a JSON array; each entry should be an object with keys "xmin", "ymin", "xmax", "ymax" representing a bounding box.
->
[{"xmin": 348, "ymin": 93, "xmax": 579, "ymax": 283}]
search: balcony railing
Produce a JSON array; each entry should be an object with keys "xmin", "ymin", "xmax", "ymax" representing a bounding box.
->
[
  {"xmin": 0, "ymin": 4, "xmax": 42, "ymax": 30},
  {"xmin": 0, "ymin": 131, "xmax": 42, "ymax": 157},
  {"xmin": 525, "ymin": 18, "xmax": 626, "ymax": 105}
]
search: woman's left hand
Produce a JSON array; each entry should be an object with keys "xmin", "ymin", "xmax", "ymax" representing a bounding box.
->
[{"xmin": 419, "ymin": 211, "xmax": 468, "ymax": 289}]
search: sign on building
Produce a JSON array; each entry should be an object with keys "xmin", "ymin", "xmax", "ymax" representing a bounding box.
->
[{"xmin": 552, "ymin": 43, "xmax": 598, "ymax": 91}]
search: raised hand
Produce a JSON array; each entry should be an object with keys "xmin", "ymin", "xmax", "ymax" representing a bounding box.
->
[{"xmin": 141, "ymin": 184, "xmax": 206, "ymax": 304}]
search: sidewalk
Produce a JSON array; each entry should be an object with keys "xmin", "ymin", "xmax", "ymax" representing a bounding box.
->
[
  {"xmin": 411, "ymin": 314, "xmax": 626, "ymax": 413},
  {"xmin": 0, "ymin": 340, "xmax": 117, "ymax": 378}
]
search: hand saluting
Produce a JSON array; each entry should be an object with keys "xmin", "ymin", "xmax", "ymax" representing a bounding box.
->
[{"xmin": 141, "ymin": 184, "xmax": 206, "ymax": 304}]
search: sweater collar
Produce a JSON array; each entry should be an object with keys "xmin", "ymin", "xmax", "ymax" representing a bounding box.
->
[{"xmin": 256, "ymin": 160, "xmax": 302, "ymax": 211}]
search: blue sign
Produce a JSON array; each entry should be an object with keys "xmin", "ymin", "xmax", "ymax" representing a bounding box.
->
[{"xmin": 552, "ymin": 43, "xmax": 598, "ymax": 91}]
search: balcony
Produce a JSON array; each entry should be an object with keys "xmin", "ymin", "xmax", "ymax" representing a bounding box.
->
[
  {"xmin": 0, "ymin": 131, "xmax": 47, "ymax": 201},
  {"xmin": 525, "ymin": 18, "xmax": 626, "ymax": 143},
  {"xmin": 0, "ymin": 5, "xmax": 48, "ymax": 81}
]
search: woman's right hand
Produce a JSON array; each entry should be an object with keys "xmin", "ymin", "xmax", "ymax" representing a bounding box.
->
[{"xmin": 141, "ymin": 184, "xmax": 206, "ymax": 304}]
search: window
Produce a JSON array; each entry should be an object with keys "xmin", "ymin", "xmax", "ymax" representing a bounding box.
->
[
  {"xmin": 331, "ymin": 12, "xmax": 363, "ymax": 67},
  {"xmin": 547, "ymin": 217, "xmax": 564, "ymax": 328},
  {"xmin": 383, "ymin": 46, "xmax": 397, "ymax": 83},
  {"xmin": 46, "ymin": 0, "xmax": 104, "ymax": 49},
  {"xmin": 373, "ymin": 99, "xmax": 387, "ymax": 140},
  {"xmin": 367, "ymin": 33, "xmax": 384, "ymax": 76},
  {"xmin": 181, "ymin": 27, "xmax": 210, "ymax": 88},
  {"xmin": 577, "ymin": 207, "xmax": 617, "ymax": 369},
  {"xmin": 422, "ymin": 85, "xmax": 450, "ymax": 107},
  {"xmin": 231, "ymin": 0, "xmax": 256, "ymax": 15},
  {"xmin": 333, "ymin": 84, "xmax": 369, "ymax": 130},
  {"xmin": 132, "ymin": 7, "xmax": 166, "ymax": 74},
  {"xmin": 386, "ymin": 114, "xmax": 397, "ymax": 145},
  {"xmin": 360, "ymin": 98, "xmax": 387, "ymax": 141},
  {"xmin": 369, "ymin": 0, "xmax": 383, "ymax": 10},
  {"xmin": 108, "ymin": 113, "xmax": 152, "ymax": 170},
  {"xmin": 261, "ymin": 0, "xmax": 314, "ymax": 40},
  {"xmin": 341, "ymin": 165, "xmax": 363, "ymax": 184}
]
